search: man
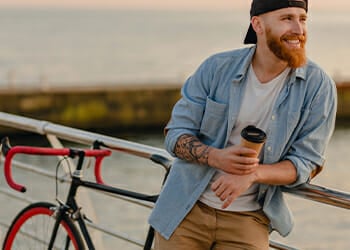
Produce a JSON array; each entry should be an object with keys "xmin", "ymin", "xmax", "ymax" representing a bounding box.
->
[{"xmin": 149, "ymin": 0, "xmax": 337, "ymax": 249}]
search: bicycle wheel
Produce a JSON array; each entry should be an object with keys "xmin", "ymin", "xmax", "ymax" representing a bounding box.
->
[{"xmin": 3, "ymin": 202, "xmax": 85, "ymax": 250}]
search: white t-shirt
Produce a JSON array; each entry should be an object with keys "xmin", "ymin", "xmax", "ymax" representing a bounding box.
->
[{"xmin": 199, "ymin": 64, "xmax": 290, "ymax": 211}]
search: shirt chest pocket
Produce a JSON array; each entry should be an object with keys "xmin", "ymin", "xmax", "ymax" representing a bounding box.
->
[
  {"xmin": 200, "ymin": 97, "xmax": 227, "ymax": 140},
  {"xmin": 281, "ymin": 108, "xmax": 310, "ymax": 142}
]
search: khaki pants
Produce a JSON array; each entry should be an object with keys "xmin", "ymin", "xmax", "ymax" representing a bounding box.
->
[{"xmin": 154, "ymin": 201, "xmax": 270, "ymax": 250}]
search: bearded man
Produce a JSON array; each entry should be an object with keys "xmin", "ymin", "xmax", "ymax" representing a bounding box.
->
[{"xmin": 149, "ymin": 0, "xmax": 337, "ymax": 249}]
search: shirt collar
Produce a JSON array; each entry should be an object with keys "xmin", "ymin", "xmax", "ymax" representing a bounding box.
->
[
  {"xmin": 232, "ymin": 46, "xmax": 256, "ymax": 83},
  {"xmin": 233, "ymin": 46, "xmax": 307, "ymax": 83}
]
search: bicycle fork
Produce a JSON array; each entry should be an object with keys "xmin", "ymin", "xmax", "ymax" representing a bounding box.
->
[{"xmin": 48, "ymin": 205, "xmax": 71, "ymax": 250}]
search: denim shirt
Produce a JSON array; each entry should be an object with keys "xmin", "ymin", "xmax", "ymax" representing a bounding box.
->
[{"xmin": 148, "ymin": 46, "xmax": 337, "ymax": 239}]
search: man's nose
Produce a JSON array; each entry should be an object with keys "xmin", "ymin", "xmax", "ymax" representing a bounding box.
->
[{"xmin": 292, "ymin": 20, "xmax": 305, "ymax": 35}]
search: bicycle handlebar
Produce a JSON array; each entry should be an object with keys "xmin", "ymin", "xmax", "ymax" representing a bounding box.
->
[{"xmin": 1, "ymin": 137, "xmax": 111, "ymax": 193}]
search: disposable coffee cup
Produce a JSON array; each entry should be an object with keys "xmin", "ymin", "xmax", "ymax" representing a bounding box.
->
[{"xmin": 240, "ymin": 125, "xmax": 267, "ymax": 157}]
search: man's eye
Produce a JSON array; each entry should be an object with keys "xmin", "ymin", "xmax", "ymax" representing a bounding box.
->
[{"xmin": 282, "ymin": 16, "xmax": 292, "ymax": 21}]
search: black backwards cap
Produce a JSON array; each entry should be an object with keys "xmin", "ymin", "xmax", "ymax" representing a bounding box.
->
[{"xmin": 244, "ymin": 0, "xmax": 308, "ymax": 44}]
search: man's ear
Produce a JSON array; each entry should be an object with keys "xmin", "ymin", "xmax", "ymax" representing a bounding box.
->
[{"xmin": 251, "ymin": 16, "xmax": 264, "ymax": 36}]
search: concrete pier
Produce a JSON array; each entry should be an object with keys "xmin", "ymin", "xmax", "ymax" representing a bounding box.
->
[
  {"xmin": 336, "ymin": 82, "xmax": 350, "ymax": 122},
  {"xmin": 0, "ymin": 83, "xmax": 181, "ymax": 133},
  {"xmin": 0, "ymin": 81, "xmax": 349, "ymax": 134}
]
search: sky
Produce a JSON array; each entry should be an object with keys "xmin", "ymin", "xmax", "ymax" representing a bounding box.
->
[{"xmin": 0, "ymin": 0, "xmax": 349, "ymax": 10}]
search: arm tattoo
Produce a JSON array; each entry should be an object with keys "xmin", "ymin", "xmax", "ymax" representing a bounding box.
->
[{"xmin": 174, "ymin": 134, "xmax": 211, "ymax": 165}]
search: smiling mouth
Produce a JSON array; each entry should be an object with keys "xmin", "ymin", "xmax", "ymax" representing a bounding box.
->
[
  {"xmin": 282, "ymin": 34, "xmax": 306, "ymax": 49},
  {"xmin": 285, "ymin": 39, "xmax": 301, "ymax": 48}
]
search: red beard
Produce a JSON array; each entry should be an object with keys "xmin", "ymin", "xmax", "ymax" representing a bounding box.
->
[{"xmin": 266, "ymin": 28, "xmax": 307, "ymax": 68}]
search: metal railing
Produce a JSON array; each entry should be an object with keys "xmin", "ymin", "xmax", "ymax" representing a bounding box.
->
[{"xmin": 0, "ymin": 111, "xmax": 349, "ymax": 250}]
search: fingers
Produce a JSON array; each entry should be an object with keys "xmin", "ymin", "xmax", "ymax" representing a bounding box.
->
[
  {"xmin": 212, "ymin": 184, "xmax": 237, "ymax": 209},
  {"xmin": 237, "ymin": 155, "xmax": 259, "ymax": 165},
  {"xmin": 226, "ymin": 150, "xmax": 259, "ymax": 174},
  {"xmin": 211, "ymin": 177, "xmax": 238, "ymax": 208},
  {"xmin": 211, "ymin": 179, "xmax": 221, "ymax": 194},
  {"xmin": 235, "ymin": 146, "xmax": 258, "ymax": 157},
  {"xmin": 211, "ymin": 174, "xmax": 249, "ymax": 209},
  {"xmin": 224, "ymin": 162, "xmax": 258, "ymax": 175},
  {"xmin": 233, "ymin": 163, "xmax": 258, "ymax": 172},
  {"xmin": 222, "ymin": 145, "xmax": 259, "ymax": 163},
  {"xmin": 212, "ymin": 181, "xmax": 227, "ymax": 200},
  {"xmin": 213, "ymin": 146, "xmax": 260, "ymax": 175},
  {"xmin": 230, "ymin": 149, "xmax": 259, "ymax": 165},
  {"xmin": 215, "ymin": 189, "xmax": 238, "ymax": 209},
  {"xmin": 222, "ymin": 195, "xmax": 236, "ymax": 209}
]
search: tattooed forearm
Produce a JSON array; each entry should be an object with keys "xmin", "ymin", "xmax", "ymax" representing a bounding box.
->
[{"xmin": 174, "ymin": 134, "xmax": 212, "ymax": 165}]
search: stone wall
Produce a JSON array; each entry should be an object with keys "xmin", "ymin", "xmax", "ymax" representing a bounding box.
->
[
  {"xmin": 336, "ymin": 82, "xmax": 350, "ymax": 120},
  {"xmin": 0, "ymin": 84, "xmax": 181, "ymax": 133},
  {"xmin": 0, "ymin": 82, "xmax": 349, "ymax": 134}
]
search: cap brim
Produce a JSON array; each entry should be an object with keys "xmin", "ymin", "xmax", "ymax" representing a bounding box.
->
[{"xmin": 244, "ymin": 23, "xmax": 257, "ymax": 44}]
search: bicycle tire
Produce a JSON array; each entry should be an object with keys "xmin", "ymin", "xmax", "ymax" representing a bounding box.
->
[{"xmin": 2, "ymin": 201, "xmax": 85, "ymax": 250}]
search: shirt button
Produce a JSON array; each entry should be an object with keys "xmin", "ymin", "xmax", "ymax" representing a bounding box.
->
[
  {"xmin": 267, "ymin": 146, "xmax": 272, "ymax": 151},
  {"xmin": 271, "ymin": 115, "xmax": 275, "ymax": 120}
]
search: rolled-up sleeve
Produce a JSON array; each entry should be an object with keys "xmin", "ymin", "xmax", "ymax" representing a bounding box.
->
[
  {"xmin": 283, "ymin": 77, "xmax": 337, "ymax": 187},
  {"xmin": 164, "ymin": 58, "xmax": 215, "ymax": 156}
]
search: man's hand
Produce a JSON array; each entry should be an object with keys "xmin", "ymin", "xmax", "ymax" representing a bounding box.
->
[
  {"xmin": 173, "ymin": 134, "xmax": 298, "ymax": 209},
  {"xmin": 208, "ymin": 145, "xmax": 259, "ymax": 175},
  {"xmin": 174, "ymin": 134, "xmax": 259, "ymax": 175},
  {"xmin": 211, "ymin": 173, "xmax": 257, "ymax": 209}
]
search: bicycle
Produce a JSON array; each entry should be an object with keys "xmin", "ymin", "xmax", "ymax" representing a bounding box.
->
[{"xmin": 1, "ymin": 137, "xmax": 171, "ymax": 250}]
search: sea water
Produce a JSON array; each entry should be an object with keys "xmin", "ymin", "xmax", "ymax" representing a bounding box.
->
[{"xmin": 0, "ymin": 8, "xmax": 349, "ymax": 86}]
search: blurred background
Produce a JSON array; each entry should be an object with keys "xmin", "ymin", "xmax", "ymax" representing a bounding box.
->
[
  {"xmin": 1, "ymin": 0, "xmax": 350, "ymax": 84},
  {"xmin": 0, "ymin": 1, "xmax": 349, "ymax": 249},
  {"xmin": 0, "ymin": 0, "xmax": 350, "ymax": 133}
]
